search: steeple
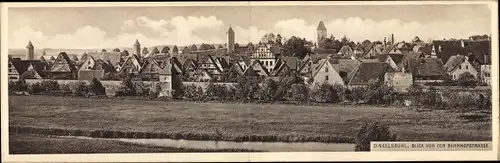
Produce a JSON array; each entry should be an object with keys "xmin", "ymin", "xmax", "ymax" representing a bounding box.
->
[
  {"xmin": 133, "ymin": 39, "xmax": 141, "ymax": 57},
  {"xmin": 316, "ymin": 21, "xmax": 327, "ymax": 31},
  {"xmin": 26, "ymin": 41, "xmax": 34, "ymax": 49},
  {"xmin": 134, "ymin": 39, "xmax": 140, "ymax": 46},
  {"xmin": 227, "ymin": 25, "xmax": 235, "ymax": 54}
]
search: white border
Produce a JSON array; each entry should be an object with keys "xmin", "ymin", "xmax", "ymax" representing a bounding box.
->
[{"xmin": 1, "ymin": 1, "xmax": 498, "ymax": 162}]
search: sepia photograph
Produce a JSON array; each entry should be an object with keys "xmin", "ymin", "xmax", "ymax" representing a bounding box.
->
[{"xmin": 1, "ymin": 1, "xmax": 498, "ymax": 162}]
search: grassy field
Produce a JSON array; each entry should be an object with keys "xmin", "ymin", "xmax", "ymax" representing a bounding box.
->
[
  {"xmin": 9, "ymin": 95, "xmax": 491, "ymax": 143},
  {"xmin": 9, "ymin": 133, "xmax": 262, "ymax": 154}
]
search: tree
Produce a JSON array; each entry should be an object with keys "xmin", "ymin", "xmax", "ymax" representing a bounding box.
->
[
  {"xmin": 190, "ymin": 44, "xmax": 198, "ymax": 51},
  {"xmin": 275, "ymin": 34, "xmax": 283, "ymax": 45},
  {"xmin": 289, "ymin": 83, "xmax": 309, "ymax": 102},
  {"xmin": 21, "ymin": 70, "xmax": 38, "ymax": 79},
  {"xmin": 101, "ymin": 49, "xmax": 107, "ymax": 53},
  {"xmin": 407, "ymin": 83, "xmax": 425, "ymax": 106},
  {"xmin": 218, "ymin": 44, "xmax": 224, "ymax": 49},
  {"xmin": 116, "ymin": 74, "xmax": 136, "ymax": 96},
  {"xmin": 260, "ymin": 33, "xmax": 277, "ymax": 45},
  {"xmin": 456, "ymin": 72, "xmax": 477, "ymax": 87},
  {"xmin": 160, "ymin": 46, "xmax": 170, "ymax": 53},
  {"xmin": 281, "ymin": 36, "xmax": 313, "ymax": 59},
  {"xmin": 113, "ymin": 48, "xmax": 121, "ymax": 52},
  {"xmin": 310, "ymin": 82, "xmax": 342, "ymax": 103},
  {"xmin": 340, "ymin": 35, "xmax": 349, "ymax": 46},
  {"xmin": 121, "ymin": 50, "xmax": 130, "ymax": 56},
  {"xmin": 258, "ymin": 78, "xmax": 279, "ymax": 102},
  {"xmin": 89, "ymin": 77, "xmax": 106, "ymax": 96},
  {"xmin": 172, "ymin": 45, "xmax": 179, "ymax": 53},
  {"xmin": 73, "ymin": 82, "xmax": 89, "ymax": 97},
  {"xmin": 235, "ymin": 43, "xmax": 240, "ymax": 48},
  {"xmin": 142, "ymin": 47, "xmax": 149, "ymax": 55}
]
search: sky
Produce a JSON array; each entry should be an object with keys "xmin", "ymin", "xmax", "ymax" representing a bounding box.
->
[{"xmin": 8, "ymin": 4, "xmax": 492, "ymax": 49}]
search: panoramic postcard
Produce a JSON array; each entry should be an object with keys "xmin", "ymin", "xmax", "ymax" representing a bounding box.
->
[{"xmin": 1, "ymin": 1, "xmax": 498, "ymax": 162}]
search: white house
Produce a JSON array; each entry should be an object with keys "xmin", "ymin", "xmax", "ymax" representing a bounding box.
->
[
  {"xmin": 310, "ymin": 59, "xmax": 344, "ymax": 87},
  {"xmin": 250, "ymin": 43, "xmax": 281, "ymax": 73},
  {"xmin": 444, "ymin": 55, "xmax": 478, "ymax": 80},
  {"xmin": 480, "ymin": 64, "xmax": 491, "ymax": 85}
]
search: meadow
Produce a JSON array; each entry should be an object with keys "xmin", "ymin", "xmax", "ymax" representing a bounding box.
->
[{"xmin": 8, "ymin": 95, "xmax": 491, "ymax": 143}]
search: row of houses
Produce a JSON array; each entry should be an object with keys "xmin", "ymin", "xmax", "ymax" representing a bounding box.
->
[{"xmin": 8, "ymin": 36, "xmax": 492, "ymax": 94}]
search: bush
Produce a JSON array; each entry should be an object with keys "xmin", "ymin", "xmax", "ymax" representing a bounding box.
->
[
  {"xmin": 288, "ymin": 83, "xmax": 310, "ymax": 102},
  {"xmin": 355, "ymin": 122, "xmax": 397, "ymax": 152},
  {"xmin": 183, "ymin": 84, "xmax": 204, "ymax": 100},
  {"xmin": 116, "ymin": 75, "xmax": 136, "ymax": 96},
  {"xmin": 59, "ymin": 84, "xmax": 72, "ymax": 96},
  {"xmin": 28, "ymin": 82, "xmax": 44, "ymax": 95},
  {"xmin": 346, "ymin": 86, "xmax": 366, "ymax": 103},
  {"xmin": 148, "ymin": 83, "xmax": 162, "ymax": 99},
  {"xmin": 234, "ymin": 77, "xmax": 260, "ymax": 102},
  {"xmin": 421, "ymin": 86, "xmax": 443, "ymax": 107},
  {"xmin": 8, "ymin": 79, "xmax": 28, "ymax": 92},
  {"xmin": 204, "ymin": 83, "xmax": 229, "ymax": 101},
  {"xmin": 456, "ymin": 72, "xmax": 477, "ymax": 88},
  {"xmin": 88, "ymin": 78, "xmax": 106, "ymax": 96},
  {"xmin": 310, "ymin": 83, "xmax": 342, "ymax": 103},
  {"xmin": 73, "ymin": 82, "xmax": 89, "ymax": 97},
  {"xmin": 364, "ymin": 80, "xmax": 396, "ymax": 105},
  {"xmin": 258, "ymin": 79, "xmax": 279, "ymax": 102},
  {"xmin": 40, "ymin": 80, "xmax": 60, "ymax": 93}
]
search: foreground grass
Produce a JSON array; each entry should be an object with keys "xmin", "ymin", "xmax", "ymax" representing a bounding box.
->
[
  {"xmin": 9, "ymin": 133, "xmax": 264, "ymax": 154},
  {"xmin": 9, "ymin": 96, "xmax": 491, "ymax": 143}
]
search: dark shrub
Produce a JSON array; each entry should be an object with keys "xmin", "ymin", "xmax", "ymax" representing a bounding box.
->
[
  {"xmin": 288, "ymin": 83, "xmax": 310, "ymax": 102},
  {"xmin": 116, "ymin": 74, "xmax": 136, "ymax": 96},
  {"xmin": 59, "ymin": 84, "xmax": 72, "ymax": 96},
  {"xmin": 73, "ymin": 82, "xmax": 89, "ymax": 97},
  {"xmin": 258, "ymin": 78, "xmax": 279, "ymax": 102},
  {"xmin": 8, "ymin": 78, "xmax": 28, "ymax": 92},
  {"xmin": 89, "ymin": 78, "xmax": 106, "ymax": 95},
  {"xmin": 28, "ymin": 82, "xmax": 44, "ymax": 94},
  {"xmin": 310, "ymin": 83, "xmax": 342, "ymax": 103},
  {"xmin": 456, "ymin": 72, "xmax": 477, "ymax": 88},
  {"xmin": 355, "ymin": 122, "xmax": 397, "ymax": 151},
  {"xmin": 40, "ymin": 80, "xmax": 60, "ymax": 93},
  {"xmin": 204, "ymin": 82, "xmax": 229, "ymax": 101}
]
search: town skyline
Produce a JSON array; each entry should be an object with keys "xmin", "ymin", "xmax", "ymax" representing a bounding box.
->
[{"xmin": 8, "ymin": 4, "xmax": 492, "ymax": 49}]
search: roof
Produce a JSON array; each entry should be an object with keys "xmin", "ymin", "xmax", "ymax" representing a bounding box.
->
[
  {"xmin": 26, "ymin": 41, "xmax": 34, "ymax": 48},
  {"xmin": 382, "ymin": 44, "xmax": 397, "ymax": 54},
  {"xmin": 378, "ymin": 53, "xmax": 404, "ymax": 65},
  {"xmin": 51, "ymin": 52, "xmax": 77, "ymax": 72},
  {"xmin": 227, "ymin": 27, "xmax": 234, "ymax": 33},
  {"xmin": 444, "ymin": 55, "xmax": 467, "ymax": 72},
  {"xmin": 338, "ymin": 45, "xmax": 354, "ymax": 56},
  {"xmin": 407, "ymin": 58, "xmax": 447, "ymax": 79},
  {"xmin": 159, "ymin": 62, "xmax": 173, "ymax": 75},
  {"xmin": 311, "ymin": 59, "xmax": 334, "ymax": 78},
  {"xmin": 317, "ymin": 21, "xmax": 327, "ymax": 31},
  {"xmin": 399, "ymin": 51, "xmax": 424, "ymax": 67},
  {"xmin": 86, "ymin": 52, "xmax": 122, "ymax": 66},
  {"xmin": 312, "ymin": 48, "xmax": 337, "ymax": 55},
  {"xmin": 77, "ymin": 70, "xmax": 104, "ymax": 81},
  {"xmin": 347, "ymin": 62, "xmax": 390, "ymax": 85}
]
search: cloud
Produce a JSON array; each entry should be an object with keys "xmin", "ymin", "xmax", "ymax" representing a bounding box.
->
[
  {"xmin": 233, "ymin": 26, "xmax": 268, "ymax": 44},
  {"xmin": 273, "ymin": 17, "xmax": 491, "ymax": 43}
]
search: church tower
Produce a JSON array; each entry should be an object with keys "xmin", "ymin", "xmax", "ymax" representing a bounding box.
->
[
  {"xmin": 26, "ymin": 41, "xmax": 34, "ymax": 60},
  {"xmin": 316, "ymin": 21, "xmax": 327, "ymax": 47},
  {"xmin": 133, "ymin": 39, "xmax": 141, "ymax": 57},
  {"xmin": 227, "ymin": 26, "xmax": 235, "ymax": 54}
]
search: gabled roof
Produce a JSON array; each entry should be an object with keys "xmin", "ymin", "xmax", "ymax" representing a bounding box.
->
[
  {"xmin": 86, "ymin": 51, "xmax": 121, "ymax": 67},
  {"xmin": 159, "ymin": 62, "xmax": 173, "ymax": 75},
  {"xmin": 248, "ymin": 60, "xmax": 269, "ymax": 76},
  {"xmin": 444, "ymin": 55, "xmax": 468, "ymax": 72},
  {"xmin": 317, "ymin": 21, "xmax": 327, "ymax": 31},
  {"xmin": 399, "ymin": 51, "xmax": 424, "ymax": 67},
  {"xmin": 378, "ymin": 53, "xmax": 404, "ymax": 65},
  {"xmin": 347, "ymin": 62, "xmax": 391, "ymax": 85},
  {"xmin": 193, "ymin": 68, "xmax": 213, "ymax": 81},
  {"xmin": 51, "ymin": 52, "xmax": 77, "ymax": 72},
  {"xmin": 338, "ymin": 45, "xmax": 354, "ymax": 56},
  {"xmin": 382, "ymin": 44, "xmax": 398, "ymax": 54},
  {"xmin": 311, "ymin": 59, "xmax": 335, "ymax": 78},
  {"xmin": 407, "ymin": 58, "xmax": 447, "ymax": 79},
  {"xmin": 139, "ymin": 58, "xmax": 162, "ymax": 73}
]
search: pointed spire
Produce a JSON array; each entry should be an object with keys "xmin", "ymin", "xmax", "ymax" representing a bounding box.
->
[
  {"xmin": 227, "ymin": 25, "xmax": 234, "ymax": 33},
  {"xmin": 134, "ymin": 39, "xmax": 140, "ymax": 46},
  {"xmin": 26, "ymin": 41, "xmax": 34, "ymax": 49},
  {"xmin": 317, "ymin": 21, "xmax": 327, "ymax": 31}
]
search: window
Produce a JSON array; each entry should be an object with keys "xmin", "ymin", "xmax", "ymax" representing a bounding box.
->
[
  {"xmin": 8, "ymin": 69, "xmax": 12, "ymax": 72},
  {"xmin": 8, "ymin": 64, "xmax": 12, "ymax": 68},
  {"xmin": 10, "ymin": 76, "xmax": 18, "ymax": 79},
  {"xmin": 453, "ymin": 74, "xmax": 456, "ymax": 79},
  {"xmin": 325, "ymin": 66, "xmax": 328, "ymax": 72},
  {"xmin": 465, "ymin": 65, "xmax": 468, "ymax": 69},
  {"xmin": 325, "ymin": 75, "xmax": 329, "ymax": 81},
  {"xmin": 459, "ymin": 65, "xmax": 462, "ymax": 69}
]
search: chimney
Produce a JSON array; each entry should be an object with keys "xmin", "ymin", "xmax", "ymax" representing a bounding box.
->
[{"xmin": 391, "ymin": 34, "xmax": 395, "ymax": 45}]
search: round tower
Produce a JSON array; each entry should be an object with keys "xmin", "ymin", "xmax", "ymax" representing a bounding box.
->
[
  {"xmin": 316, "ymin": 21, "xmax": 327, "ymax": 47},
  {"xmin": 227, "ymin": 26, "xmax": 235, "ymax": 54}
]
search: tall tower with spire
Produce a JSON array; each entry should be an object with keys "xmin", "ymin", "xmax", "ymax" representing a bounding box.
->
[
  {"xmin": 133, "ymin": 39, "xmax": 141, "ymax": 57},
  {"xmin": 26, "ymin": 41, "xmax": 34, "ymax": 60},
  {"xmin": 227, "ymin": 26, "xmax": 235, "ymax": 54},
  {"xmin": 316, "ymin": 21, "xmax": 327, "ymax": 48}
]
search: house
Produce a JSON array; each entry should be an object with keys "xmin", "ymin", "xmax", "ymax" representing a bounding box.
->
[
  {"xmin": 139, "ymin": 58, "xmax": 164, "ymax": 81},
  {"xmin": 248, "ymin": 60, "xmax": 270, "ymax": 77},
  {"xmin": 49, "ymin": 52, "xmax": 78, "ymax": 79},
  {"xmin": 119, "ymin": 55, "xmax": 142, "ymax": 75},
  {"xmin": 346, "ymin": 62, "xmax": 391, "ymax": 87},
  {"xmin": 384, "ymin": 72, "xmax": 413, "ymax": 93},
  {"xmin": 398, "ymin": 51, "xmax": 425, "ymax": 69},
  {"xmin": 310, "ymin": 58, "xmax": 344, "ymax": 87},
  {"xmin": 8, "ymin": 57, "xmax": 22, "ymax": 80},
  {"xmin": 221, "ymin": 64, "xmax": 244, "ymax": 82},
  {"xmin": 406, "ymin": 58, "xmax": 448, "ymax": 83},
  {"xmin": 270, "ymin": 56, "xmax": 300, "ymax": 77},
  {"xmin": 192, "ymin": 68, "xmax": 214, "ymax": 82},
  {"xmin": 444, "ymin": 55, "xmax": 478, "ymax": 80},
  {"xmin": 331, "ymin": 59, "xmax": 361, "ymax": 80},
  {"xmin": 197, "ymin": 55, "xmax": 224, "ymax": 81},
  {"xmin": 250, "ymin": 43, "xmax": 281, "ymax": 73},
  {"xmin": 480, "ymin": 64, "xmax": 491, "ymax": 85},
  {"xmin": 378, "ymin": 53, "xmax": 404, "ymax": 71},
  {"xmin": 337, "ymin": 45, "xmax": 354, "ymax": 57},
  {"xmin": 86, "ymin": 51, "xmax": 122, "ymax": 71}
]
